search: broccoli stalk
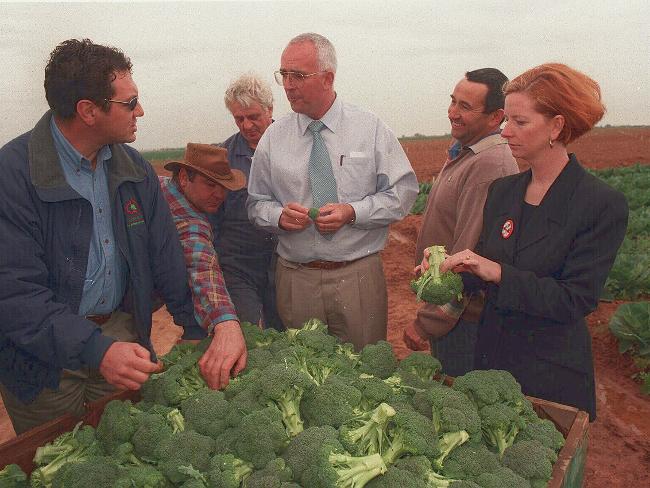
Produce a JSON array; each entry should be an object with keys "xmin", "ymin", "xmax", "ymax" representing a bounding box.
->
[
  {"xmin": 31, "ymin": 423, "xmax": 100, "ymax": 487},
  {"xmin": 340, "ymin": 403, "xmax": 396, "ymax": 456},
  {"xmin": 381, "ymin": 409, "xmax": 438, "ymax": 466},
  {"xmin": 327, "ymin": 452, "xmax": 388, "ymax": 487},
  {"xmin": 434, "ymin": 431, "xmax": 470, "ymax": 470},
  {"xmin": 410, "ymin": 245, "xmax": 463, "ymax": 304}
]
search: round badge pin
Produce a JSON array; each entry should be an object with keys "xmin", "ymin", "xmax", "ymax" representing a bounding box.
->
[{"xmin": 501, "ymin": 219, "xmax": 514, "ymax": 239}]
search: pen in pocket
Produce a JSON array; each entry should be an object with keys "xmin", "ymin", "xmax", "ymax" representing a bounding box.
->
[{"xmin": 339, "ymin": 155, "xmax": 344, "ymax": 166}]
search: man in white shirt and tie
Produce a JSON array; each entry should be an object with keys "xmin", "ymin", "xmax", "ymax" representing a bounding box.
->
[{"xmin": 247, "ymin": 32, "xmax": 418, "ymax": 350}]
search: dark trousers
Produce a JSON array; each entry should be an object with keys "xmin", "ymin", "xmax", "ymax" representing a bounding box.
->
[
  {"xmin": 223, "ymin": 253, "xmax": 284, "ymax": 331},
  {"xmin": 430, "ymin": 318, "xmax": 478, "ymax": 377}
]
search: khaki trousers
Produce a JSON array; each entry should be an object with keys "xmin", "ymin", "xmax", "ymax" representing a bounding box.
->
[
  {"xmin": 0, "ymin": 310, "xmax": 137, "ymax": 435},
  {"xmin": 276, "ymin": 253, "xmax": 387, "ymax": 351}
]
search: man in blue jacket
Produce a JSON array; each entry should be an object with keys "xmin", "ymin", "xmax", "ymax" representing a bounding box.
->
[{"xmin": 0, "ymin": 39, "xmax": 204, "ymax": 434}]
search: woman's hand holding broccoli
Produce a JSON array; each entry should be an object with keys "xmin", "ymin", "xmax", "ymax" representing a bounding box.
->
[{"xmin": 440, "ymin": 249, "xmax": 502, "ymax": 284}]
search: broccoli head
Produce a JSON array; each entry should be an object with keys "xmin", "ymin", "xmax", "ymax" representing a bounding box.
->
[
  {"xmin": 256, "ymin": 363, "xmax": 314, "ymax": 437},
  {"xmin": 232, "ymin": 406, "xmax": 290, "ymax": 469},
  {"xmin": 398, "ymin": 352, "xmax": 442, "ymax": 382},
  {"xmin": 515, "ymin": 418, "xmax": 565, "ymax": 453},
  {"xmin": 501, "ymin": 439, "xmax": 557, "ymax": 488},
  {"xmin": 154, "ymin": 430, "xmax": 215, "ymax": 484},
  {"xmin": 441, "ymin": 443, "xmax": 500, "ymax": 481},
  {"xmin": 359, "ymin": 341, "xmax": 398, "ymax": 379},
  {"xmin": 479, "ymin": 403, "xmax": 526, "ymax": 457},
  {"xmin": 301, "ymin": 375, "xmax": 363, "ymax": 429},
  {"xmin": 410, "ymin": 246, "xmax": 463, "ymax": 304},
  {"xmin": 207, "ymin": 454, "xmax": 254, "ymax": 488},
  {"xmin": 382, "ymin": 407, "xmax": 439, "ymax": 466},
  {"xmin": 286, "ymin": 426, "xmax": 387, "ymax": 488}
]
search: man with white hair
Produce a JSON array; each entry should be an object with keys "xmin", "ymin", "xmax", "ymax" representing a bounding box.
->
[
  {"xmin": 210, "ymin": 74, "xmax": 283, "ymax": 331},
  {"xmin": 247, "ymin": 33, "xmax": 418, "ymax": 350}
]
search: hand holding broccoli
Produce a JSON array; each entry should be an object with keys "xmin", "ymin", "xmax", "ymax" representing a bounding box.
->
[{"xmin": 410, "ymin": 245, "xmax": 464, "ymax": 304}]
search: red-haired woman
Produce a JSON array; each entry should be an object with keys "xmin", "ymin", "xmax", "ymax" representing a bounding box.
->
[{"xmin": 440, "ymin": 63, "xmax": 628, "ymax": 420}]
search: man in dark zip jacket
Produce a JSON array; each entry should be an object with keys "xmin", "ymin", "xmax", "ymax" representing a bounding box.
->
[{"xmin": 0, "ymin": 39, "xmax": 203, "ymax": 434}]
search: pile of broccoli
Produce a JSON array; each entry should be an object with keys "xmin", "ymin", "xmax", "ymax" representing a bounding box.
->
[
  {"xmin": 410, "ymin": 245, "xmax": 464, "ymax": 304},
  {"xmin": 11, "ymin": 320, "xmax": 566, "ymax": 487}
]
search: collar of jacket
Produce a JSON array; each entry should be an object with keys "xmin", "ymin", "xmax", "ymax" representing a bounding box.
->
[{"xmin": 28, "ymin": 111, "xmax": 146, "ymax": 203}]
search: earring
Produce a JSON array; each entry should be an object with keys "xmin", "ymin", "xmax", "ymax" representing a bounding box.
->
[{"xmin": 549, "ymin": 138, "xmax": 554, "ymax": 148}]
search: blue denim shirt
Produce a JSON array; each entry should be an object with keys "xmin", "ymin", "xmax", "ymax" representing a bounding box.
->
[{"xmin": 50, "ymin": 118, "xmax": 126, "ymax": 315}]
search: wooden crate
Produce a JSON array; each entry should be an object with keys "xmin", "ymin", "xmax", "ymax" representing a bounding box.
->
[{"xmin": 0, "ymin": 391, "xmax": 588, "ymax": 487}]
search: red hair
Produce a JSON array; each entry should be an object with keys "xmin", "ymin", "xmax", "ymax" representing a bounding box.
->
[{"xmin": 504, "ymin": 63, "xmax": 605, "ymax": 144}]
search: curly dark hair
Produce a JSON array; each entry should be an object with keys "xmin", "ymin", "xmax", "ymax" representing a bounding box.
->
[{"xmin": 44, "ymin": 39, "xmax": 132, "ymax": 119}]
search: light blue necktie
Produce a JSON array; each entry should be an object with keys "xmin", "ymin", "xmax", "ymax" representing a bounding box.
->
[{"xmin": 308, "ymin": 120, "xmax": 338, "ymax": 208}]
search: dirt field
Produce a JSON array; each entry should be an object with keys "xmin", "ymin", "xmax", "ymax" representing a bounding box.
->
[{"xmin": 1, "ymin": 127, "xmax": 649, "ymax": 485}]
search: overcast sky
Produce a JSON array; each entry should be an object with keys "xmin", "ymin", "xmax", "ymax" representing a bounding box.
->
[{"xmin": 1, "ymin": 0, "xmax": 648, "ymax": 150}]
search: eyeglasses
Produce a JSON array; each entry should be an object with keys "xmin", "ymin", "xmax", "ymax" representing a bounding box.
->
[
  {"xmin": 105, "ymin": 96, "xmax": 139, "ymax": 111},
  {"xmin": 274, "ymin": 70, "xmax": 325, "ymax": 86}
]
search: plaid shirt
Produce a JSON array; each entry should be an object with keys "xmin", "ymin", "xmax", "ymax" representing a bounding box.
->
[{"xmin": 160, "ymin": 176, "xmax": 237, "ymax": 333}]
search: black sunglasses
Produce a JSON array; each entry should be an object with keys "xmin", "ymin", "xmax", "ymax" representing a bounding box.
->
[{"xmin": 105, "ymin": 96, "xmax": 139, "ymax": 111}]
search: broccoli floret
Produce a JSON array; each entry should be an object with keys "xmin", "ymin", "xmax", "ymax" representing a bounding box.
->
[
  {"xmin": 452, "ymin": 370, "xmax": 525, "ymax": 411},
  {"xmin": 181, "ymin": 387, "xmax": 236, "ymax": 438},
  {"xmin": 161, "ymin": 341, "xmax": 199, "ymax": 367},
  {"xmin": 154, "ymin": 430, "xmax": 215, "ymax": 484},
  {"xmin": 241, "ymin": 321, "xmax": 279, "ymax": 349},
  {"xmin": 441, "ymin": 443, "xmax": 500, "ymax": 481},
  {"xmin": 114, "ymin": 464, "xmax": 169, "ymax": 488},
  {"xmin": 413, "ymin": 385, "xmax": 481, "ymax": 444},
  {"xmin": 286, "ymin": 426, "xmax": 387, "ymax": 488},
  {"xmin": 365, "ymin": 466, "xmax": 429, "ymax": 488},
  {"xmin": 335, "ymin": 343, "xmax": 361, "ymax": 366},
  {"xmin": 391, "ymin": 455, "xmax": 461, "ymax": 487},
  {"xmin": 398, "ymin": 352, "xmax": 442, "ymax": 382},
  {"xmin": 256, "ymin": 363, "xmax": 314, "ymax": 437},
  {"xmin": 95, "ymin": 400, "xmax": 143, "ymax": 454},
  {"xmin": 245, "ymin": 347, "xmax": 276, "ymax": 373},
  {"xmin": 339, "ymin": 403, "xmax": 396, "ymax": 456},
  {"xmin": 359, "ymin": 341, "xmax": 398, "ymax": 379},
  {"xmin": 383, "ymin": 372, "xmax": 430, "ymax": 395},
  {"xmin": 301, "ymin": 375, "xmax": 363, "ymax": 429},
  {"xmin": 245, "ymin": 458, "xmax": 294, "ymax": 488},
  {"xmin": 232, "ymin": 407, "xmax": 290, "ymax": 469},
  {"xmin": 141, "ymin": 362, "xmax": 206, "ymax": 407},
  {"xmin": 294, "ymin": 329, "xmax": 339, "ymax": 355},
  {"xmin": 502, "ymin": 439, "xmax": 557, "ymax": 488},
  {"xmin": 515, "ymin": 418, "xmax": 565, "ymax": 453},
  {"xmin": 381, "ymin": 407, "xmax": 438, "ymax": 466},
  {"xmin": 474, "ymin": 466, "xmax": 532, "ymax": 488},
  {"xmin": 410, "ymin": 246, "xmax": 463, "ymax": 305},
  {"xmin": 479, "ymin": 403, "xmax": 525, "ymax": 457},
  {"xmin": 0, "ymin": 463, "xmax": 27, "ymax": 487},
  {"xmin": 286, "ymin": 318, "xmax": 328, "ymax": 340},
  {"xmin": 353, "ymin": 374, "xmax": 396, "ymax": 411},
  {"xmin": 31, "ymin": 423, "xmax": 102, "ymax": 487},
  {"xmin": 131, "ymin": 408, "xmax": 184, "ymax": 460},
  {"xmin": 207, "ymin": 453, "xmax": 254, "ymax": 488},
  {"xmin": 50, "ymin": 456, "xmax": 121, "ymax": 488},
  {"xmin": 448, "ymin": 481, "xmax": 482, "ymax": 488}
]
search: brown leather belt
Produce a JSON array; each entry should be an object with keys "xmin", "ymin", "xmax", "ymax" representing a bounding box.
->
[
  {"xmin": 302, "ymin": 259, "xmax": 353, "ymax": 270},
  {"xmin": 86, "ymin": 313, "xmax": 113, "ymax": 325}
]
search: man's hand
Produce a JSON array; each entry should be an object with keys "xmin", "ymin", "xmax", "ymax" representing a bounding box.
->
[
  {"xmin": 279, "ymin": 202, "xmax": 311, "ymax": 231},
  {"xmin": 313, "ymin": 203, "xmax": 355, "ymax": 234},
  {"xmin": 403, "ymin": 321, "xmax": 430, "ymax": 351},
  {"xmin": 99, "ymin": 342, "xmax": 162, "ymax": 390},
  {"xmin": 198, "ymin": 320, "xmax": 247, "ymax": 390}
]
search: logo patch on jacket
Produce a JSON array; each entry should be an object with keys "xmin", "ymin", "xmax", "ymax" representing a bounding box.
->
[
  {"xmin": 501, "ymin": 219, "xmax": 514, "ymax": 239},
  {"xmin": 125, "ymin": 198, "xmax": 144, "ymax": 227}
]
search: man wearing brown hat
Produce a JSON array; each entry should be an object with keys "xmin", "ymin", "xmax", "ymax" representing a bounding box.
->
[{"xmin": 160, "ymin": 143, "xmax": 248, "ymax": 388}]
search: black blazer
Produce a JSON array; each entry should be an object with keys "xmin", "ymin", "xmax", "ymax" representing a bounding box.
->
[{"xmin": 467, "ymin": 155, "xmax": 628, "ymax": 419}]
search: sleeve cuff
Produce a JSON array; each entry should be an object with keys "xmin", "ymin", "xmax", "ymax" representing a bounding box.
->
[
  {"xmin": 207, "ymin": 315, "xmax": 239, "ymax": 335},
  {"xmin": 79, "ymin": 330, "xmax": 116, "ymax": 369}
]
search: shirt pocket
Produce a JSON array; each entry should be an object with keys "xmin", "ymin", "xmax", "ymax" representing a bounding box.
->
[{"xmin": 337, "ymin": 152, "xmax": 376, "ymax": 201}]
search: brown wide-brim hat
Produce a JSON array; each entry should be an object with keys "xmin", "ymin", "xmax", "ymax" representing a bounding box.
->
[{"xmin": 164, "ymin": 143, "xmax": 246, "ymax": 191}]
